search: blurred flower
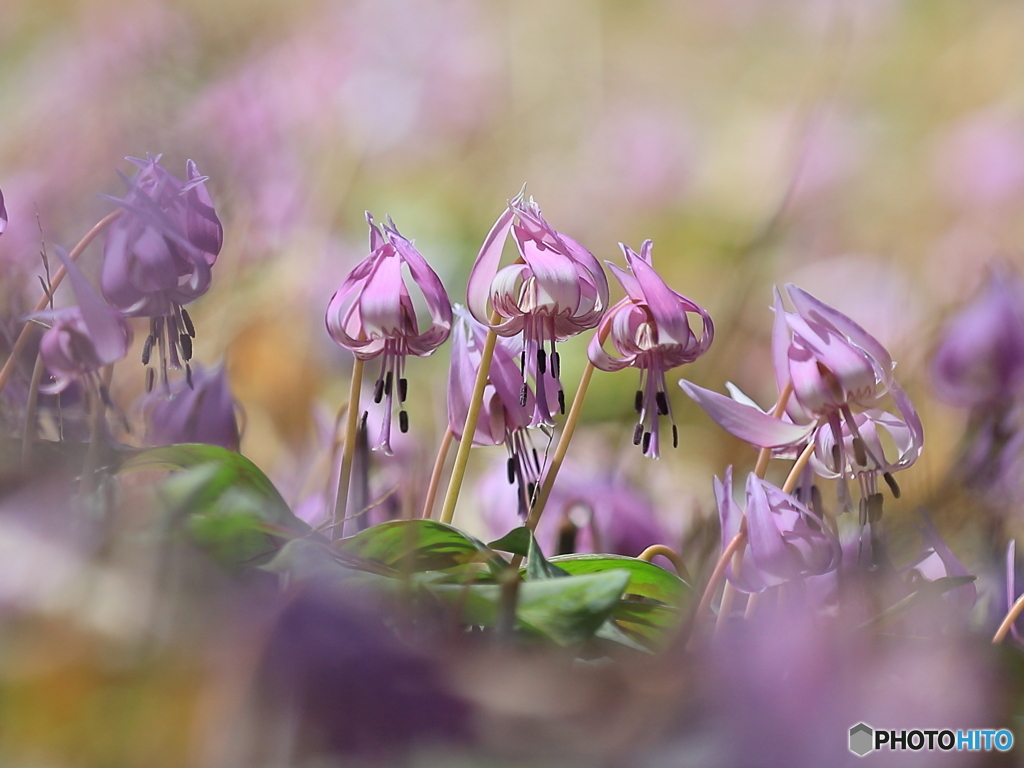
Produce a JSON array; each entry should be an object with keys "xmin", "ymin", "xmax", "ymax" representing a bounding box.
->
[
  {"xmin": 0, "ymin": 185, "xmax": 6, "ymax": 235},
  {"xmin": 932, "ymin": 265, "xmax": 1024, "ymax": 408},
  {"xmin": 101, "ymin": 155, "xmax": 223, "ymax": 388},
  {"xmin": 141, "ymin": 362, "xmax": 240, "ymax": 451},
  {"xmin": 480, "ymin": 457, "xmax": 670, "ymax": 557},
  {"xmin": 903, "ymin": 513, "xmax": 977, "ymax": 619},
  {"xmin": 467, "ymin": 191, "xmax": 608, "ymax": 426},
  {"xmin": 325, "ymin": 212, "xmax": 452, "ymax": 455},
  {"xmin": 715, "ymin": 467, "xmax": 840, "ymax": 593},
  {"xmin": 933, "ymin": 111, "xmax": 1024, "ymax": 209},
  {"xmin": 588, "ymin": 240, "xmax": 713, "ymax": 458},
  {"xmin": 36, "ymin": 247, "xmax": 132, "ymax": 394}
]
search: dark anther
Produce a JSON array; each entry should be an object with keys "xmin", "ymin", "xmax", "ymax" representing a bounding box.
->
[
  {"xmin": 532, "ymin": 448, "xmax": 539, "ymax": 467},
  {"xmin": 556, "ymin": 520, "xmax": 578, "ymax": 556},
  {"xmin": 179, "ymin": 334, "xmax": 193, "ymax": 361},
  {"xmin": 384, "ymin": 372, "xmax": 393, "ymax": 396},
  {"xmin": 831, "ymin": 443, "xmax": 841, "ymax": 470},
  {"xmin": 520, "ymin": 384, "xmax": 528, "ymax": 407},
  {"xmin": 557, "ymin": 389, "xmax": 565, "ymax": 415},
  {"xmin": 527, "ymin": 482, "xmax": 536, "ymax": 500},
  {"xmin": 551, "ymin": 351, "xmax": 560, "ymax": 379},
  {"xmin": 632, "ymin": 423, "xmax": 644, "ymax": 445},
  {"xmin": 360, "ymin": 411, "xmax": 368, "ymax": 428},
  {"xmin": 867, "ymin": 492, "xmax": 884, "ymax": 523},
  {"xmin": 141, "ymin": 335, "xmax": 154, "ymax": 366},
  {"xmin": 520, "ymin": 350, "xmax": 526, "ymax": 374},
  {"xmin": 858, "ymin": 497, "xmax": 867, "ymax": 526},
  {"xmin": 373, "ymin": 377, "xmax": 385, "ymax": 404},
  {"xmin": 853, "ymin": 436, "xmax": 867, "ymax": 467},
  {"xmin": 399, "ymin": 410, "xmax": 409, "ymax": 433},
  {"xmin": 634, "ymin": 390, "xmax": 643, "ymax": 413},
  {"xmin": 185, "ymin": 363, "xmax": 194, "ymax": 390},
  {"xmin": 399, "ymin": 377, "xmax": 408, "ymax": 402},
  {"xmin": 507, "ymin": 457, "xmax": 516, "ymax": 484},
  {"xmin": 146, "ymin": 368, "xmax": 155, "ymax": 393},
  {"xmin": 642, "ymin": 432, "xmax": 652, "ymax": 453},
  {"xmin": 883, "ymin": 471, "xmax": 901, "ymax": 499},
  {"xmin": 672, "ymin": 424, "xmax": 679, "ymax": 448},
  {"xmin": 181, "ymin": 308, "xmax": 196, "ymax": 338},
  {"xmin": 656, "ymin": 391, "xmax": 669, "ymax": 416},
  {"xmin": 537, "ymin": 348, "xmax": 547, "ymax": 375},
  {"xmin": 811, "ymin": 485, "xmax": 824, "ymax": 516}
]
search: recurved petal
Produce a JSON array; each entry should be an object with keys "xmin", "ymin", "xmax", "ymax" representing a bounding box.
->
[
  {"xmin": 679, "ymin": 380, "xmax": 816, "ymax": 448},
  {"xmin": 467, "ymin": 205, "xmax": 516, "ymax": 324},
  {"xmin": 184, "ymin": 160, "xmax": 223, "ymax": 262},
  {"xmin": 55, "ymin": 246, "xmax": 131, "ymax": 365},
  {"xmin": 516, "ymin": 227, "xmax": 582, "ymax": 313}
]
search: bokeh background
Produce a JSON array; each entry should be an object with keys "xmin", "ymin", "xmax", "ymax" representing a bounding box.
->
[{"xmin": 2, "ymin": 0, "xmax": 1024, "ymax": 764}]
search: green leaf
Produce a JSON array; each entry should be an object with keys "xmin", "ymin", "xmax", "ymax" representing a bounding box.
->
[
  {"xmin": 334, "ymin": 519, "xmax": 504, "ymax": 574},
  {"xmin": 611, "ymin": 599, "xmax": 682, "ymax": 649},
  {"xmin": 527, "ymin": 531, "xmax": 569, "ymax": 580},
  {"xmin": 487, "ymin": 526, "xmax": 531, "ymax": 557},
  {"xmin": 547, "ymin": 554, "xmax": 690, "ymax": 605}
]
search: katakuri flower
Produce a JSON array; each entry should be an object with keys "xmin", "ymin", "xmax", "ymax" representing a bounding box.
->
[
  {"xmin": 467, "ymin": 190, "xmax": 608, "ymax": 426},
  {"xmin": 448, "ymin": 305, "xmax": 541, "ymax": 516},
  {"xmin": 141, "ymin": 362, "xmax": 240, "ymax": 451},
  {"xmin": 588, "ymin": 240, "xmax": 713, "ymax": 458},
  {"xmin": 325, "ymin": 213, "xmax": 452, "ymax": 455},
  {"xmin": 715, "ymin": 467, "xmax": 841, "ymax": 593},
  {"xmin": 37, "ymin": 247, "xmax": 132, "ymax": 394},
  {"xmin": 101, "ymin": 154, "xmax": 223, "ymax": 391}
]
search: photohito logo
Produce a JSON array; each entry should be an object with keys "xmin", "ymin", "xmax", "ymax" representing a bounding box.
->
[{"xmin": 848, "ymin": 723, "xmax": 1013, "ymax": 757}]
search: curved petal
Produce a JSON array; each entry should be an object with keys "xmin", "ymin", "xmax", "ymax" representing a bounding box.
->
[
  {"xmin": 467, "ymin": 205, "xmax": 516, "ymax": 324},
  {"xmin": 679, "ymin": 380, "xmax": 816, "ymax": 448},
  {"xmin": 55, "ymin": 246, "xmax": 131, "ymax": 365}
]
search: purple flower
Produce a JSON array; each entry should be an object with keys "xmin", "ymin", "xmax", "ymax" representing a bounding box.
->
[
  {"xmin": 101, "ymin": 155, "xmax": 223, "ymax": 388},
  {"xmin": 141, "ymin": 362, "xmax": 240, "ymax": 451},
  {"xmin": 467, "ymin": 191, "xmax": 608, "ymax": 426},
  {"xmin": 903, "ymin": 513, "xmax": 977, "ymax": 619},
  {"xmin": 587, "ymin": 240, "xmax": 713, "ymax": 458},
  {"xmin": 714, "ymin": 467, "xmax": 840, "ymax": 593},
  {"xmin": 931, "ymin": 265, "xmax": 1024, "ymax": 408},
  {"xmin": 0, "ymin": 185, "xmax": 7, "ymax": 236},
  {"xmin": 36, "ymin": 247, "xmax": 132, "ymax": 394},
  {"xmin": 325, "ymin": 213, "xmax": 452, "ymax": 455}
]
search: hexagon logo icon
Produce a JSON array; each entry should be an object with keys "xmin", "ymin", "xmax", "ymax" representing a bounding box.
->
[{"xmin": 849, "ymin": 723, "xmax": 874, "ymax": 757}]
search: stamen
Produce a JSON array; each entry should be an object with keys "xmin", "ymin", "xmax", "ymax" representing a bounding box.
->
[
  {"xmin": 399, "ymin": 410, "xmax": 409, "ymax": 433},
  {"xmin": 867, "ymin": 492, "xmax": 884, "ymax": 523},
  {"xmin": 634, "ymin": 390, "xmax": 643, "ymax": 413},
  {"xmin": 520, "ymin": 384, "xmax": 528, "ymax": 407},
  {"xmin": 179, "ymin": 334, "xmax": 192, "ymax": 362},
  {"xmin": 185, "ymin": 363, "xmax": 193, "ymax": 390},
  {"xmin": 672, "ymin": 424, "xmax": 679, "ymax": 448},
  {"xmin": 537, "ymin": 349, "xmax": 546, "ymax": 375},
  {"xmin": 882, "ymin": 471, "xmax": 901, "ymax": 499},
  {"xmin": 853, "ymin": 436, "xmax": 867, "ymax": 467},
  {"xmin": 399, "ymin": 377, "xmax": 408, "ymax": 402},
  {"xmin": 507, "ymin": 457, "xmax": 516, "ymax": 484},
  {"xmin": 558, "ymin": 389, "xmax": 565, "ymax": 415},
  {"xmin": 141, "ymin": 335, "xmax": 154, "ymax": 366},
  {"xmin": 642, "ymin": 432, "xmax": 652, "ymax": 453},
  {"xmin": 373, "ymin": 377, "xmax": 385, "ymax": 404},
  {"xmin": 146, "ymin": 368, "xmax": 155, "ymax": 393},
  {"xmin": 632, "ymin": 423, "xmax": 644, "ymax": 445},
  {"xmin": 532, "ymin": 448, "xmax": 539, "ymax": 468},
  {"xmin": 656, "ymin": 391, "xmax": 669, "ymax": 416},
  {"xmin": 551, "ymin": 351, "xmax": 560, "ymax": 379},
  {"xmin": 520, "ymin": 350, "xmax": 526, "ymax": 374},
  {"xmin": 384, "ymin": 372, "xmax": 393, "ymax": 396},
  {"xmin": 811, "ymin": 485, "xmax": 824, "ymax": 516},
  {"xmin": 181, "ymin": 307, "xmax": 196, "ymax": 338},
  {"xmin": 527, "ymin": 482, "xmax": 536, "ymax": 500},
  {"xmin": 831, "ymin": 443, "xmax": 841, "ymax": 471}
]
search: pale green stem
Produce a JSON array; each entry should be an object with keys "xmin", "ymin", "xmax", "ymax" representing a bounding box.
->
[
  {"xmin": 781, "ymin": 440, "xmax": 815, "ymax": 495},
  {"xmin": 994, "ymin": 593, "xmax": 1024, "ymax": 644},
  {"xmin": 638, "ymin": 544, "xmax": 691, "ymax": 583},
  {"xmin": 332, "ymin": 358, "xmax": 364, "ymax": 540},
  {"xmin": 421, "ymin": 427, "xmax": 454, "ymax": 520},
  {"xmin": 439, "ymin": 314, "xmax": 501, "ymax": 526},
  {"xmin": 0, "ymin": 210, "xmax": 122, "ymax": 398},
  {"xmin": 753, "ymin": 380, "xmax": 793, "ymax": 479}
]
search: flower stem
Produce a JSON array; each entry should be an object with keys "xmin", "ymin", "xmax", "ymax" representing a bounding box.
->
[
  {"xmin": 693, "ymin": 522, "xmax": 747, "ymax": 627},
  {"xmin": 0, "ymin": 210, "xmax": 122, "ymax": 398},
  {"xmin": 81, "ymin": 378, "xmax": 105, "ymax": 495},
  {"xmin": 753, "ymin": 380, "xmax": 793, "ymax": 479},
  {"xmin": 994, "ymin": 593, "xmax": 1024, "ymax": 644},
  {"xmin": 781, "ymin": 441, "xmax": 815, "ymax": 495},
  {"xmin": 421, "ymin": 427, "xmax": 453, "ymax": 520},
  {"xmin": 21, "ymin": 352, "xmax": 46, "ymax": 471},
  {"xmin": 439, "ymin": 313, "xmax": 501, "ymax": 526},
  {"xmin": 638, "ymin": 544, "xmax": 691, "ymax": 583},
  {"xmin": 332, "ymin": 358, "xmax": 364, "ymax": 539}
]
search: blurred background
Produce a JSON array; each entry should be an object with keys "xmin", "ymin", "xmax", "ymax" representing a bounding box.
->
[{"xmin": 2, "ymin": 0, "xmax": 1024, "ymax": 763}]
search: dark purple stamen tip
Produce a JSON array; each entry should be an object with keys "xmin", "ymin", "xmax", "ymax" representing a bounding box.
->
[
  {"xmin": 551, "ymin": 351, "xmax": 560, "ymax": 379},
  {"xmin": 811, "ymin": 484, "xmax": 824, "ymax": 515},
  {"xmin": 146, "ymin": 368, "xmax": 155, "ymax": 393},
  {"xmin": 867, "ymin": 492, "xmax": 884, "ymax": 522},
  {"xmin": 557, "ymin": 389, "xmax": 565, "ymax": 415},
  {"xmin": 537, "ymin": 348, "xmax": 546, "ymax": 375},
  {"xmin": 634, "ymin": 390, "xmax": 643, "ymax": 413},
  {"xmin": 384, "ymin": 372, "xmax": 393, "ymax": 396},
  {"xmin": 831, "ymin": 443, "xmax": 841, "ymax": 470},
  {"xmin": 181, "ymin": 308, "xmax": 196, "ymax": 338},
  {"xmin": 672, "ymin": 424, "xmax": 679, "ymax": 448},
  {"xmin": 633, "ymin": 423, "xmax": 643, "ymax": 445},
  {"xmin": 507, "ymin": 457, "xmax": 516, "ymax": 484},
  {"xmin": 141, "ymin": 335, "xmax": 154, "ymax": 366},
  {"xmin": 520, "ymin": 384, "xmax": 528, "ymax": 407},
  {"xmin": 185, "ymin": 363, "xmax": 193, "ymax": 390},
  {"xmin": 853, "ymin": 436, "xmax": 867, "ymax": 466},
  {"xmin": 373, "ymin": 378, "xmax": 385, "ymax": 404},
  {"xmin": 520, "ymin": 350, "xmax": 526, "ymax": 374},
  {"xmin": 398, "ymin": 377, "xmax": 408, "ymax": 403},
  {"xmin": 642, "ymin": 432, "xmax": 652, "ymax": 453},
  {"xmin": 179, "ymin": 334, "xmax": 192, "ymax": 362},
  {"xmin": 883, "ymin": 471, "xmax": 901, "ymax": 499},
  {"xmin": 527, "ymin": 481, "xmax": 536, "ymax": 500},
  {"xmin": 656, "ymin": 391, "xmax": 669, "ymax": 416},
  {"xmin": 399, "ymin": 410, "xmax": 409, "ymax": 433}
]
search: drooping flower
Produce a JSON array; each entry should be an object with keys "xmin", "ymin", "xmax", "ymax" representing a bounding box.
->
[
  {"xmin": 101, "ymin": 154, "xmax": 223, "ymax": 390},
  {"xmin": 467, "ymin": 191, "xmax": 608, "ymax": 426},
  {"xmin": 325, "ymin": 213, "xmax": 452, "ymax": 455},
  {"xmin": 715, "ymin": 467, "xmax": 841, "ymax": 594},
  {"xmin": 36, "ymin": 247, "xmax": 132, "ymax": 394},
  {"xmin": 141, "ymin": 362, "xmax": 240, "ymax": 451},
  {"xmin": 448, "ymin": 305, "xmax": 541, "ymax": 517},
  {"xmin": 587, "ymin": 240, "xmax": 713, "ymax": 458},
  {"xmin": 903, "ymin": 512, "xmax": 977, "ymax": 619}
]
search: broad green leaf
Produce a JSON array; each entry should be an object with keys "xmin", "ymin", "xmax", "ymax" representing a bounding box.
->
[
  {"xmin": 612, "ymin": 599, "xmax": 682, "ymax": 649},
  {"xmin": 334, "ymin": 519, "xmax": 504, "ymax": 574},
  {"xmin": 488, "ymin": 526, "xmax": 531, "ymax": 557},
  {"xmin": 527, "ymin": 531, "xmax": 569, "ymax": 580},
  {"xmin": 548, "ymin": 554, "xmax": 690, "ymax": 605}
]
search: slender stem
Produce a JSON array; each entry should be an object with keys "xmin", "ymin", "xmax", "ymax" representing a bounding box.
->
[
  {"xmin": 693, "ymin": 523, "xmax": 747, "ymax": 625},
  {"xmin": 21, "ymin": 352, "xmax": 46, "ymax": 470},
  {"xmin": 421, "ymin": 427, "xmax": 454, "ymax": 520},
  {"xmin": 716, "ymin": 574, "xmax": 740, "ymax": 633},
  {"xmin": 332, "ymin": 358, "xmax": 364, "ymax": 540},
  {"xmin": 439, "ymin": 314, "xmax": 501, "ymax": 526},
  {"xmin": 743, "ymin": 591, "xmax": 760, "ymax": 619},
  {"xmin": 81, "ymin": 379, "xmax": 105, "ymax": 494},
  {"xmin": 0, "ymin": 210, "xmax": 122, "ymax": 399},
  {"xmin": 753, "ymin": 380, "xmax": 793, "ymax": 479},
  {"xmin": 781, "ymin": 440, "xmax": 816, "ymax": 495},
  {"xmin": 638, "ymin": 544, "xmax": 691, "ymax": 583},
  {"xmin": 994, "ymin": 593, "xmax": 1024, "ymax": 644}
]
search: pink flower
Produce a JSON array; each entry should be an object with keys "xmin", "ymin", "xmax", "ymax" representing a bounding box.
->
[
  {"xmin": 325, "ymin": 213, "xmax": 452, "ymax": 454},
  {"xmin": 467, "ymin": 191, "xmax": 608, "ymax": 426},
  {"xmin": 587, "ymin": 240, "xmax": 713, "ymax": 458}
]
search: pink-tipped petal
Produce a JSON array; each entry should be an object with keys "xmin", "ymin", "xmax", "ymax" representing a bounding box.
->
[{"xmin": 679, "ymin": 380, "xmax": 816, "ymax": 448}]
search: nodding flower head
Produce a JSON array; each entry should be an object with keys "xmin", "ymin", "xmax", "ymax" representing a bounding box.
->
[
  {"xmin": 326, "ymin": 212, "xmax": 452, "ymax": 455},
  {"xmin": 101, "ymin": 154, "xmax": 223, "ymax": 392},
  {"xmin": 466, "ymin": 190, "xmax": 608, "ymax": 427},
  {"xmin": 142, "ymin": 362, "xmax": 240, "ymax": 451},
  {"xmin": 37, "ymin": 247, "xmax": 132, "ymax": 394},
  {"xmin": 448, "ymin": 305, "xmax": 541, "ymax": 518},
  {"xmin": 588, "ymin": 240, "xmax": 713, "ymax": 458}
]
